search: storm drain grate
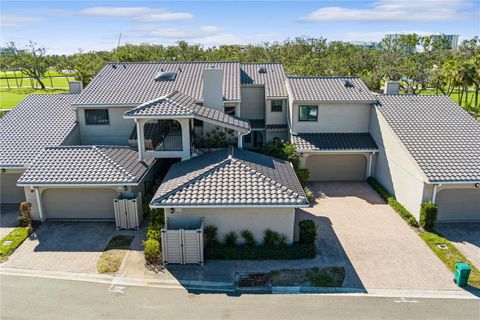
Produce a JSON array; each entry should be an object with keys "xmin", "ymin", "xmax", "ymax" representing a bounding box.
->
[
  {"xmin": 436, "ymin": 244, "xmax": 448, "ymax": 250},
  {"xmin": 2, "ymin": 241, "xmax": 13, "ymax": 246}
]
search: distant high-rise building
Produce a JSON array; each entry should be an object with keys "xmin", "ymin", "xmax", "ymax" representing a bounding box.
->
[
  {"xmin": 350, "ymin": 41, "xmax": 381, "ymax": 50},
  {"xmin": 384, "ymin": 33, "xmax": 460, "ymax": 51}
]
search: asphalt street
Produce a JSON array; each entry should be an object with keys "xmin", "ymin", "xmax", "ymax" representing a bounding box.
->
[{"xmin": 1, "ymin": 275, "xmax": 479, "ymax": 320}]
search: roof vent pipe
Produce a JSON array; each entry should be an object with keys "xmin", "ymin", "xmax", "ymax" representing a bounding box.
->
[{"xmin": 384, "ymin": 81, "xmax": 400, "ymax": 95}]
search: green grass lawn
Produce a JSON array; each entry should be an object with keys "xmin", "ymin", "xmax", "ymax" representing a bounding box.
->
[
  {"xmin": 419, "ymin": 89, "xmax": 476, "ymax": 106},
  {"xmin": 0, "ymin": 227, "xmax": 32, "ymax": 263},
  {"xmin": 0, "ymin": 76, "xmax": 74, "ymax": 89},
  {"xmin": 97, "ymin": 235, "xmax": 134, "ymax": 274},
  {"xmin": 0, "ymin": 70, "xmax": 73, "ymax": 79},
  {"xmin": 0, "ymin": 87, "xmax": 68, "ymax": 110}
]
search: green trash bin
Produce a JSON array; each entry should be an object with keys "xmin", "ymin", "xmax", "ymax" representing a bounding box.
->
[{"xmin": 455, "ymin": 262, "xmax": 472, "ymax": 287}]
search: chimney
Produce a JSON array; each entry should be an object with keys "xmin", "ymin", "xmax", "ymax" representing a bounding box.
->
[
  {"xmin": 202, "ymin": 66, "xmax": 224, "ymax": 111},
  {"xmin": 384, "ymin": 81, "xmax": 400, "ymax": 95},
  {"xmin": 69, "ymin": 81, "xmax": 83, "ymax": 94}
]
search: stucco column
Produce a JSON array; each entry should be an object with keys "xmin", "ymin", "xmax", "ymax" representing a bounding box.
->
[
  {"xmin": 366, "ymin": 153, "xmax": 373, "ymax": 178},
  {"xmin": 180, "ymin": 119, "xmax": 191, "ymax": 161},
  {"xmin": 34, "ymin": 187, "xmax": 45, "ymax": 222},
  {"xmin": 135, "ymin": 119, "xmax": 145, "ymax": 162},
  {"xmin": 237, "ymin": 132, "xmax": 243, "ymax": 149}
]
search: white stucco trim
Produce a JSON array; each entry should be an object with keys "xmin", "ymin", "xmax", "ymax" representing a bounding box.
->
[
  {"xmin": 296, "ymin": 149, "xmax": 378, "ymax": 154},
  {"xmin": 33, "ymin": 187, "xmax": 45, "ymax": 222}
]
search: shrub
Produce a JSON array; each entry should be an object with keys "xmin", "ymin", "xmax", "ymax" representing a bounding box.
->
[
  {"xmin": 367, "ymin": 177, "xmax": 419, "ymax": 228},
  {"xmin": 299, "ymin": 219, "xmax": 317, "ymax": 244},
  {"xmin": 224, "ymin": 231, "xmax": 238, "ymax": 247},
  {"xmin": 146, "ymin": 227, "xmax": 161, "ymax": 242},
  {"xmin": 263, "ymin": 229, "xmax": 281, "ymax": 247},
  {"xmin": 259, "ymin": 141, "xmax": 300, "ymax": 169},
  {"xmin": 295, "ymin": 168, "xmax": 310, "ymax": 186},
  {"xmin": 17, "ymin": 202, "xmax": 32, "ymax": 227},
  {"xmin": 420, "ymin": 201, "xmax": 438, "ymax": 230},
  {"xmin": 303, "ymin": 187, "xmax": 314, "ymax": 203},
  {"xmin": 205, "ymin": 243, "xmax": 316, "ymax": 260},
  {"xmin": 278, "ymin": 233, "xmax": 288, "ymax": 247},
  {"xmin": 149, "ymin": 208, "xmax": 164, "ymax": 227},
  {"xmin": 240, "ymin": 229, "xmax": 256, "ymax": 247},
  {"xmin": 204, "ymin": 225, "xmax": 219, "ymax": 246},
  {"xmin": 144, "ymin": 239, "xmax": 161, "ymax": 264}
]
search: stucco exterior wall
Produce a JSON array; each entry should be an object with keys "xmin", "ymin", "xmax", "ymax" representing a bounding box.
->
[
  {"xmin": 369, "ymin": 107, "xmax": 426, "ymax": 220},
  {"xmin": 77, "ymin": 107, "xmax": 135, "ymax": 145},
  {"xmin": 265, "ymin": 130, "xmax": 288, "ymax": 143},
  {"xmin": 61, "ymin": 124, "xmax": 81, "ymax": 145},
  {"xmin": 1, "ymin": 169, "xmax": 26, "ymax": 203},
  {"xmin": 166, "ymin": 207, "xmax": 295, "ymax": 244},
  {"xmin": 291, "ymin": 102, "xmax": 371, "ymax": 133},
  {"xmin": 265, "ymin": 99, "xmax": 287, "ymax": 125},
  {"xmin": 240, "ymin": 86, "xmax": 265, "ymax": 120}
]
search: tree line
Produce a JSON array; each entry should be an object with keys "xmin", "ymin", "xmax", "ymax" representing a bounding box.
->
[{"xmin": 1, "ymin": 35, "xmax": 479, "ymax": 117}]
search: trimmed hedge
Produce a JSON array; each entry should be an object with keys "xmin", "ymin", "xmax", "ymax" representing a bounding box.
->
[
  {"xmin": 420, "ymin": 201, "xmax": 438, "ymax": 230},
  {"xmin": 205, "ymin": 242, "xmax": 316, "ymax": 260},
  {"xmin": 299, "ymin": 219, "xmax": 317, "ymax": 244},
  {"xmin": 367, "ymin": 177, "xmax": 419, "ymax": 227},
  {"xmin": 144, "ymin": 239, "xmax": 161, "ymax": 264}
]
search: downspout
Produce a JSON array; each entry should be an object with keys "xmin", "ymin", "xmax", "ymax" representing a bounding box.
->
[
  {"xmin": 33, "ymin": 187, "xmax": 45, "ymax": 222},
  {"xmin": 237, "ymin": 128, "xmax": 250, "ymax": 149},
  {"xmin": 431, "ymin": 184, "xmax": 440, "ymax": 204},
  {"xmin": 367, "ymin": 152, "xmax": 374, "ymax": 178}
]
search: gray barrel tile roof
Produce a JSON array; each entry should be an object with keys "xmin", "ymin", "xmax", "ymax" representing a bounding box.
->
[
  {"xmin": 0, "ymin": 94, "xmax": 78, "ymax": 168},
  {"xmin": 151, "ymin": 147, "xmax": 307, "ymax": 207},
  {"xmin": 292, "ymin": 133, "xmax": 378, "ymax": 151},
  {"xmin": 287, "ymin": 77, "xmax": 376, "ymax": 102},
  {"xmin": 241, "ymin": 63, "xmax": 288, "ymax": 97},
  {"xmin": 125, "ymin": 90, "xmax": 250, "ymax": 133},
  {"xmin": 18, "ymin": 146, "xmax": 153, "ymax": 185},
  {"xmin": 74, "ymin": 62, "xmax": 241, "ymax": 105},
  {"xmin": 376, "ymin": 95, "xmax": 480, "ymax": 182}
]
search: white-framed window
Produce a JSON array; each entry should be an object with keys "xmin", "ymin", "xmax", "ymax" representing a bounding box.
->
[
  {"xmin": 271, "ymin": 100, "xmax": 283, "ymax": 112},
  {"xmin": 85, "ymin": 109, "xmax": 109, "ymax": 125}
]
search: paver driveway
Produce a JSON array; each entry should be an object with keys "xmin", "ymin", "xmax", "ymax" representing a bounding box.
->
[
  {"xmin": 435, "ymin": 223, "xmax": 480, "ymax": 270},
  {"xmin": 298, "ymin": 182, "xmax": 459, "ymax": 290},
  {"xmin": 3, "ymin": 221, "xmax": 120, "ymax": 273}
]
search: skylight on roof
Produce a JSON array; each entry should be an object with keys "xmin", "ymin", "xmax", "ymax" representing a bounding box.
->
[
  {"xmin": 154, "ymin": 71, "xmax": 177, "ymax": 81},
  {"xmin": 342, "ymin": 79, "xmax": 354, "ymax": 88}
]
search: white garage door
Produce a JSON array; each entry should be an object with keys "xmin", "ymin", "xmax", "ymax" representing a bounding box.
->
[
  {"xmin": 42, "ymin": 188, "xmax": 117, "ymax": 220},
  {"xmin": 436, "ymin": 189, "xmax": 480, "ymax": 221},
  {"xmin": 305, "ymin": 154, "xmax": 366, "ymax": 181},
  {"xmin": 1, "ymin": 172, "xmax": 25, "ymax": 203}
]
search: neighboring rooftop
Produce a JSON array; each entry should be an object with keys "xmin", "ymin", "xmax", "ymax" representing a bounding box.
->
[
  {"xmin": 376, "ymin": 95, "xmax": 480, "ymax": 182},
  {"xmin": 287, "ymin": 77, "xmax": 376, "ymax": 102},
  {"xmin": 241, "ymin": 63, "xmax": 288, "ymax": 97},
  {"xmin": 124, "ymin": 90, "xmax": 250, "ymax": 133},
  {"xmin": 18, "ymin": 146, "xmax": 154, "ymax": 186},
  {"xmin": 151, "ymin": 147, "xmax": 308, "ymax": 207},
  {"xmin": 292, "ymin": 133, "xmax": 378, "ymax": 151},
  {"xmin": 74, "ymin": 62, "xmax": 241, "ymax": 105},
  {"xmin": 0, "ymin": 94, "xmax": 78, "ymax": 168}
]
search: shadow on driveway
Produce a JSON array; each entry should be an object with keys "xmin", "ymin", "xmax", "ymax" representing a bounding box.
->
[{"xmin": 435, "ymin": 223, "xmax": 480, "ymax": 270}]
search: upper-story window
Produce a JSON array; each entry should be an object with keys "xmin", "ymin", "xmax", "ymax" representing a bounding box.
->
[
  {"xmin": 271, "ymin": 100, "xmax": 283, "ymax": 112},
  {"xmin": 298, "ymin": 105, "xmax": 318, "ymax": 121},
  {"xmin": 224, "ymin": 106, "xmax": 236, "ymax": 116},
  {"xmin": 85, "ymin": 109, "xmax": 109, "ymax": 125}
]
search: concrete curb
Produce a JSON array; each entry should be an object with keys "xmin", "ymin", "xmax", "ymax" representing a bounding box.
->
[{"xmin": 1, "ymin": 266, "xmax": 478, "ymax": 299}]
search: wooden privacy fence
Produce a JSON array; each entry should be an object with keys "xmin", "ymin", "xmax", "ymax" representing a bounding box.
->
[{"xmin": 161, "ymin": 219, "xmax": 204, "ymax": 265}]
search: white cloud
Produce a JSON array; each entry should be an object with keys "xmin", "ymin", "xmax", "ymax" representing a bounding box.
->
[
  {"xmin": 1, "ymin": 15, "xmax": 44, "ymax": 28},
  {"xmin": 79, "ymin": 7, "xmax": 193, "ymax": 21},
  {"xmin": 126, "ymin": 25, "xmax": 227, "ymax": 40},
  {"xmin": 344, "ymin": 30, "xmax": 434, "ymax": 41},
  {"xmin": 299, "ymin": 0, "xmax": 474, "ymax": 22}
]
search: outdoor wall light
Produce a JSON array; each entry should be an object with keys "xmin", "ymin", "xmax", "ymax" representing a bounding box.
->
[
  {"xmin": 300, "ymin": 153, "xmax": 304, "ymax": 158},
  {"xmin": 475, "ymin": 183, "xmax": 480, "ymax": 188},
  {"xmin": 1, "ymin": 168, "xmax": 5, "ymax": 173},
  {"xmin": 170, "ymin": 208, "xmax": 175, "ymax": 214},
  {"xmin": 123, "ymin": 186, "xmax": 128, "ymax": 191}
]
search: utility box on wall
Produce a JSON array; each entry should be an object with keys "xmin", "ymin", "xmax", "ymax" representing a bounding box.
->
[{"xmin": 113, "ymin": 193, "xmax": 143, "ymax": 230}]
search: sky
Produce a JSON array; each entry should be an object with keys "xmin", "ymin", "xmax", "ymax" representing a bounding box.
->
[{"xmin": 1, "ymin": 0, "xmax": 479, "ymax": 54}]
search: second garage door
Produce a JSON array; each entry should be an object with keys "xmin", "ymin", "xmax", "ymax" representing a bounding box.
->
[
  {"xmin": 436, "ymin": 189, "xmax": 480, "ymax": 222},
  {"xmin": 305, "ymin": 154, "xmax": 367, "ymax": 181},
  {"xmin": 42, "ymin": 188, "xmax": 117, "ymax": 220}
]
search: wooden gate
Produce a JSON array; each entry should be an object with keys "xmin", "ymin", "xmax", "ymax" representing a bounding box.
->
[
  {"xmin": 113, "ymin": 193, "xmax": 142, "ymax": 230},
  {"xmin": 161, "ymin": 220, "xmax": 204, "ymax": 265}
]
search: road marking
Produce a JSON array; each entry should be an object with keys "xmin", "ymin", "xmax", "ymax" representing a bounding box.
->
[
  {"xmin": 394, "ymin": 297, "xmax": 418, "ymax": 303},
  {"xmin": 108, "ymin": 284, "xmax": 125, "ymax": 294}
]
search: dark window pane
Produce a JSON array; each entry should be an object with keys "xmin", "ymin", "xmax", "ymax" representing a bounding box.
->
[
  {"xmin": 85, "ymin": 109, "xmax": 109, "ymax": 125},
  {"xmin": 224, "ymin": 106, "xmax": 236, "ymax": 116},
  {"xmin": 299, "ymin": 105, "xmax": 317, "ymax": 121},
  {"xmin": 271, "ymin": 100, "xmax": 282, "ymax": 112}
]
